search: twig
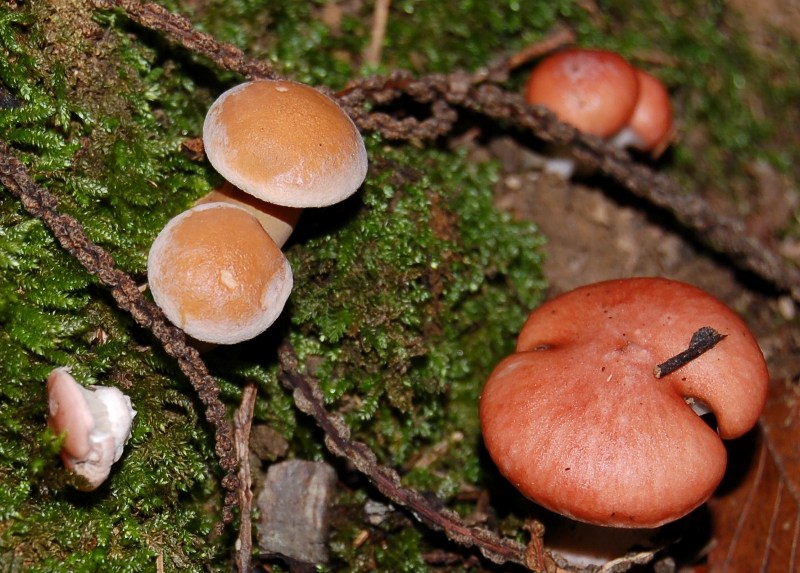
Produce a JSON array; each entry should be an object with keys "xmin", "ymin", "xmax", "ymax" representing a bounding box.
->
[
  {"xmin": 277, "ymin": 343, "xmax": 550, "ymax": 571},
  {"xmin": 481, "ymin": 27, "xmax": 576, "ymax": 82},
  {"xmin": 91, "ymin": 0, "xmax": 277, "ymax": 80},
  {"xmin": 234, "ymin": 384, "xmax": 258, "ymax": 573},
  {"xmin": 363, "ymin": 0, "xmax": 391, "ymax": 67},
  {"xmin": 0, "ymin": 140, "xmax": 239, "ymax": 529}
]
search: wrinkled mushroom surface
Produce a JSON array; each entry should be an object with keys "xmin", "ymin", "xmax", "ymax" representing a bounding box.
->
[{"xmin": 479, "ymin": 277, "xmax": 768, "ymax": 528}]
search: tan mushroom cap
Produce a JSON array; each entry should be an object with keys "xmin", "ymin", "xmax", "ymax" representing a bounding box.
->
[
  {"xmin": 525, "ymin": 49, "xmax": 639, "ymax": 138},
  {"xmin": 480, "ymin": 278, "xmax": 768, "ymax": 528},
  {"xmin": 203, "ymin": 79, "xmax": 368, "ymax": 208},
  {"xmin": 147, "ymin": 203, "xmax": 293, "ymax": 345}
]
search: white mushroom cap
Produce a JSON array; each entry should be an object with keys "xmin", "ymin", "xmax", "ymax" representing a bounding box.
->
[
  {"xmin": 47, "ymin": 368, "xmax": 136, "ymax": 491},
  {"xmin": 203, "ymin": 79, "xmax": 368, "ymax": 208},
  {"xmin": 147, "ymin": 202, "xmax": 293, "ymax": 344}
]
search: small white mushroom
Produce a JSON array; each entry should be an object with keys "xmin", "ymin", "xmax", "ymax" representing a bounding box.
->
[{"xmin": 47, "ymin": 367, "xmax": 136, "ymax": 491}]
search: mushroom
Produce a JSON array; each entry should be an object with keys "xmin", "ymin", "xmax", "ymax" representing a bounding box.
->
[
  {"xmin": 610, "ymin": 69, "xmax": 674, "ymax": 158},
  {"xmin": 202, "ymin": 79, "xmax": 368, "ymax": 209},
  {"xmin": 47, "ymin": 367, "xmax": 136, "ymax": 491},
  {"xmin": 525, "ymin": 49, "xmax": 639, "ymax": 139},
  {"xmin": 147, "ymin": 202, "xmax": 293, "ymax": 345},
  {"xmin": 524, "ymin": 48, "xmax": 639, "ymax": 176},
  {"xmin": 194, "ymin": 181, "xmax": 302, "ymax": 247},
  {"xmin": 479, "ymin": 277, "xmax": 769, "ymax": 528}
]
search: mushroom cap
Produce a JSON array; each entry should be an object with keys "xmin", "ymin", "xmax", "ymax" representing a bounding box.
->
[
  {"xmin": 47, "ymin": 368, "xmax": 136, "ymax": 491},
  {"xmin": 479, "ymin": 277, "xmax": 768, "ymax": 528},
  {"xmin": 525, "ymin": 49, "xmax": 639, "ymax": 138},
  {"xmin": 612, "ymin": 70, "xmax": 673, "ymax": 157},
  {"xmin": 195, "ymin": 181, "xmax": 302, "ymax": 247},
  {"xmin": 147, "ymin": 203, "xmax": 293, "ymax": 345},
  {"xmin": 203, "ymin": 79, "xmax": 368, "ymax": 208}
]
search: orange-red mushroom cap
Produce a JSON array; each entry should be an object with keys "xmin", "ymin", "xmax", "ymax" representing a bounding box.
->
[
  {"xmin": 612, "ymin": 70, "xmax": 674, "ymax": 158},
  {"xmin": 525, "ymin": 49, "xmax": 639, "ymax": 138},
  {"xmin": 479, "ymin": 278, "xmax": 768, "ymax": 528},
  {"xmin": 203, "ymin": 80, "xmax": 368, "ymax": 208}
]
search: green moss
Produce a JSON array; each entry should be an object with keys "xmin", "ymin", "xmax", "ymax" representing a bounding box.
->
[{"xmin": 1, "ymin": 0, "xmax": 799, "ymax": 571}]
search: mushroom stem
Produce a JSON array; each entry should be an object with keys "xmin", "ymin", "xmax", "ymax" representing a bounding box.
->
[{"xmin": 653, "ymin": 326, "xmax": 727, "ymax": 379}]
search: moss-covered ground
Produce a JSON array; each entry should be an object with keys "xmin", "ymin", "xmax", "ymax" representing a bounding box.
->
[{"xmin": 0, "ymin": 1, "xmax": 797, "ymax": 571}]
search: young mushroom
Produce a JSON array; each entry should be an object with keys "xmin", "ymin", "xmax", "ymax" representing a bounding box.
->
[
  {"xmin": 524, "ymin": 48, "xmax": 639, "ymax": 176},
  {"xmin": 203, "ymin": 79, "xmax": 368, "ymax": 209},
  {"xmin": 147, "ymin": 202, "xmax": 293, "ymax": 345},
  {"xmin": 47, "ymin": 367, "xmax": 136, "ymax": 491},
  {"xmin": 610, "ymin": 69, "xmax": 674, "ymax": 158},
  {"xmin": 479, "ymin": 277, "xmax": 769, "ymax": 529}
]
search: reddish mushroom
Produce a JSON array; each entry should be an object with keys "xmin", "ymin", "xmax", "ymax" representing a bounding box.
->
[
  {"xmin": 47, "ymin": 367, "xmax": 136, "ymax": 491},
  {"xmin": 525, "ymin": 49, "xmax": 639, "ymax": 138},
  {"xmin": 611, "ymin": 69, "xmax": 674, "ymax": 158},
  {"xmin": 479, "ymin": 277, "xmax": 768, "ymax": 528}
]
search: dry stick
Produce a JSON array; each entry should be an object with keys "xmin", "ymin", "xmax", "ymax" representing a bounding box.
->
[
  {"xmin": 233, "ymin": 384, "xmax": 258, "ymax": 573},
  {"xmin": 277, "ymin": 343, "xmax": 550, "ymax": 572},
  {"xmin": 363, "ymin": 0, "xmax": 391, "ymax": 67},
  {"xmin": 91, "ymin": 0, "xmax": 277, "ymax": 80},
  {"xmin": 0, "ymin": 141, "xmax": 239, "ymax": 529}
]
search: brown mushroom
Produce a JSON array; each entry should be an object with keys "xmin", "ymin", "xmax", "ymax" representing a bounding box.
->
[
  {"xmin": 203, "ymin": 79, "xmax": 368, "ymax": 208},
  {"xmin": 479, "ymin": 277, "xmax": 768, "ymax": 528},
  {"xmin": 147, "ymin": 202, "xmax": 293, "ymax": 345}
]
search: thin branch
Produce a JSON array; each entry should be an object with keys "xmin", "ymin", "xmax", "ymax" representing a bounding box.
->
[
  {"xmin": 234, "ymin": 384, "xmax": 258, "ymax": 573},
  {"xmin": 91, "ymin": 0, "xmax": 277, "ymax": 80},
  {"xmin": 277, "ymin": 343, "xmax": 549, "ymax": 571},
  {"xmin": 0, "ymin": 140, "xmax": 239, "ymax": 529},
  {"xmin": 363, "ymin": 0, "xmax": 391, "ymax": 67}
]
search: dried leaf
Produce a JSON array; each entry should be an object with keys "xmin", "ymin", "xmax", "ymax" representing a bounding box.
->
[{"xmin": 708, "ymin": 377, "xmax": 800, "ymax": 572}]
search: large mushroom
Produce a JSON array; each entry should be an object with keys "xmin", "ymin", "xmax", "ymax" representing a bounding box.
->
[{"xmin": 479, "ymin": 277, "xmax": 769, "ymax": 528}]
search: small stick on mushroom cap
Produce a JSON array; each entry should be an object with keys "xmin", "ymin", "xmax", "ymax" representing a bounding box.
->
[
  {"xmin": 147, "ymin": 203, "xmax": 293, "ymax": 345},
  {"xmin": 480, "ymin": 277, "xmax": 769, "ymax": 528},
  {"xmin": 203, "ymin": 80, "xmax": 368, "ymax": 208},
  {"xmin": 47, "ymin": 367, "xmax": 136, "ymax": 491}
]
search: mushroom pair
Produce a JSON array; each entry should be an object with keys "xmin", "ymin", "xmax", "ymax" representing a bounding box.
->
[
  {"xmin": 47, "ymin": 368, "xmax": 136, "ymax": 491},
  {"xmin": 148, "ymin": 79, "xmax": 368, "ymax": 345},
  {"xmin": 480, "ymin": 278, "xmax": 768, "ymax": 530},
  {"xmin": 525, "ymin": 49, "xmax": 673, "ymax": 176}
]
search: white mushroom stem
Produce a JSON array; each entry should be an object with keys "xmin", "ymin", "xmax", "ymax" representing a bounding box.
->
[{"xmin": 47, "ymin": 368, "xmax": 136, "ymax": 491}]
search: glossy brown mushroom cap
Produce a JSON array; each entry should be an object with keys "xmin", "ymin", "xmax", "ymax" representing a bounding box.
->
[
  {"xmin": 147, "ymin": 203, "xmax": 293, "ymax": 344},
  {"xmin": 480, "ymin": 278, "xmax": 768, "ymax": 528},
  {"xmin": 525, "ymin": 49, "xmax": 639, "ymax": 138},
  {"xmin": 203, "ymin": 80, "xmax": 368, "ymax": 208}
]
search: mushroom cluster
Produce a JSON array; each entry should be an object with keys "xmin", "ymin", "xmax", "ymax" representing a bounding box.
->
[
  {"xmin": 479, "ymin": 277, "xmax": 768, "ymax": 529},
  {"xmin": 148, "ymin": 79, "xmax": 368, "ymax": 344},
  {"xmin": 525, "ymin": 48, "xmax": 673, "ymax": 176},
  {"xmin": 47, "ymin": 368, "xmax": 136, "ymax": 491}
]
